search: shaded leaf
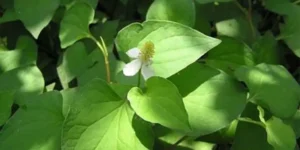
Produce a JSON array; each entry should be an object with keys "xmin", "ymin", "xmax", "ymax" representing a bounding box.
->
[{"xmin": 14, "ymin": 0, "xmax": 60, "ymax": 38}]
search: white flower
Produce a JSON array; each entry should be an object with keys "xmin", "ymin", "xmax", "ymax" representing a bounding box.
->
[{"xmin": 123, "ymin": 41, "xmax": 155, "ymax": 80}]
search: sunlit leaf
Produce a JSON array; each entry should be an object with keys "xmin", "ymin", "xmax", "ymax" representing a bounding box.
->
[{"xmin": 0, "ymin": 91, "xmax": 64, "ymax": 150}]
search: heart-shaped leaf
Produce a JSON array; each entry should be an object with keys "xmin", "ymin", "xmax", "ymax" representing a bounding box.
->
[
  {"xmin": 128, "ymin": 77, "xmax": 191, "ymax": 132},
  {"xmin": 62, "ymin": 79, "xmax": 153, "ymax": 150},
  {"xmin": 116, "ymin": 20, "xmax": 221, "ymax": 78},
  {"xmin": 59, "ymin": 2, "xmax": 94, "ymax": 48}
]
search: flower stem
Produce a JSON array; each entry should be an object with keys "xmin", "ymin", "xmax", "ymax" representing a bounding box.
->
[
  {"xmin": 89, "ymin": 35, "xmax": 111, "ymax": 83},
  {"xmin": 137, "ymin": 69, "xmax": 141, "ymax": 87}
]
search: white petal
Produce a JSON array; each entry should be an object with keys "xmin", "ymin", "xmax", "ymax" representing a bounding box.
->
[
  {"xmin": 123, "ymin": 59, "xmax": 142, "ymax": 76},
  {"xmin": 126, "ymin": 48, "xmax": 140, "ymax": 58},
  {"xmin": 141, "ymin": 64, "xmax": 155, "ymax": 80}
]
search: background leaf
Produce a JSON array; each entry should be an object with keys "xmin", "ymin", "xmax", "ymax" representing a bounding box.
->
[
  {"xmin": 146, "ymin": 0, "xmax": 196, "ymax": 27},
  {"xmin": 0, "ymin": 91, "xmax": 14, "ymax": 126},
  {"xmin": 205, "ymin": 36, "xmax": 255, "ymax": 74},
  {"xmin": 235, "ymin": 63, "xmax": 300, "ymax": 118},
  {"xmin": 14, "ymin": 0, "xmax": 60, "ymax": 38}
]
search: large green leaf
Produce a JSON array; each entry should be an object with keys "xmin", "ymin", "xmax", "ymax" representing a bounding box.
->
[
  {"xmin": 116, "ymin": 21, "xmax": 221, "ymax": 78},
  {"xmin": 62, "ymin": 79, "xmax": 152, "ymax": 150},
  {"xmin": 146, "ymin": 0, "xmax": 196, "ymax": 27},
  {"xmin": 0, "ymin": 36, "xmax": 37, "ymax": 74},
  {"xmin": 14, "ymin": 0, "xmax": 60, "ymax": 38},
  {"xmin": 205, "ymin": 36, "xmax": 255, "ymax": 74},
  {"xmin": 169, "ymin": 63, "xmax": 247, "ymax": 136},
  {"xmin": 0, "ymin": 91, "xmax": 14, "ymax": 126},
  {"xmin": 0, "ymin": 91, "xmax": 64, "ymax": 150},
  {"xmin": 235, "ymin": 63, "xmax": 300, "ymax": 118},
  {"xmin": 0, "ymin": 66, "xmax": 44, "ymax": 105},
  {"xmin": 128, "ymin": 77, "xmax": 191, "ymax": 132},
  {"xmin": 57, "ymin": 42, "xmax": 89, "ymax": 89},
  {"xmin": 265, "ymin": 117, "xmax": 296, "ymax": 150},
  {"xmin": 59, "ymin": 2, "xmax": 94, "ymax": 48}
]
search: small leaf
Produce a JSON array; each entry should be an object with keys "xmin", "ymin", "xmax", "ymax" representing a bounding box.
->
[
  {"xmin": 146, "ymin": 0, "xmax": 196, "ymax": 27},
  {"xmin": 14, "ymin": 0, "xmax": 60, "ymax": 38},
  {"xmin": 235, "ymin": 63, "xmax": 300, "ymax": 118},
  {"xmin": 0, "ymin": 66, "xmax": 44, "ymax": 105},
  {"xmin": 265, "ymin": 117, "xmax": 296, "ymax": 150},
  {"xmin": 62, "ymin": 79, "xmax": 152, "ymax": 150},
  {"xmin": 0, "ymin": 91, "xmax": 14, "ymax": 126},
  {"xmin": 128, "ymin": 77, "xmax": 191, "ymax": 132},
  {"xmin": 0, "ymin": 91, "xmax": 64, "ymax": 150},
  {"xmin": 205, "ymin": 36, "xmax": 255, "ymax": 74},
  {"xmin": 169, "ymin": 63, "xmax": 247, "ymax": 136},
  {"xmin": 0, "ymin": 36, "xmax": 37, "ymax": 73},
  {"xmin": 59, "ymin": 2, "xmax": 94, "ymax": 48},
  {"xmin": 116, "ymin": 20, "xmax": 221, "ymax": 78},
  {"xmin": 252, "ymin": 32, "xmax": 281, "ymax": 64},
  {"xmin": 216, "ymin": 16, "xmax": 256, "ymax": 44},
  {"xmin": 57, "ymin": 42, "xmax": 89, "ymax": 89}
]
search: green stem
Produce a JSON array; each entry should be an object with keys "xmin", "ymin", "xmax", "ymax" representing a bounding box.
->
[
  {"xmin": 294, "ymin": 0, "xmax": 300, "ymax": 4},
  {"xmin": 238, "ymin": 117, "xmax": 265, "ymax": 128},
  {"xmin": 89, "ymin": 35, "xmax": 111, "ymax": 83},
  {"xmin": 137, "ymin": 69, "xmax": 141, "ymax": 87},
  {"xmin": 170, "ymin": 136, "xmax": 188, "ymax": 150}
]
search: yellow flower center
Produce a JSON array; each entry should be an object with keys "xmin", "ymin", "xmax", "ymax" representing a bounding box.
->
[{"xmin": 140, "ymin": 41, "xmax": 155, "ymax": 62}]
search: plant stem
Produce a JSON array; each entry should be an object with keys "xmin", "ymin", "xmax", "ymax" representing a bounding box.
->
[
  {"xmin": 294, "ymin": 0, "xmax": 300, "ymax": 4},
  {"xmin": 89, "ymin": 35, "xmax": 111, "ymax": 83},
  {"xmin": 137, "ymin": 69, "xmax": 141, "ymax": 87},
  {"xmin": 238, "ymin": 117, "xmax": 265, "ymax": 128},
  {"xmin": 169, "ymin": 136, "xmax": 188, "ymax": 150},
  {"xmin": 234, "ymin": 0, "xmax": 256, "ymax": 38}
]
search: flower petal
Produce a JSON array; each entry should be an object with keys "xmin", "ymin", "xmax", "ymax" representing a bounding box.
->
[
  {"xmin": 123, "ymin": 59, "xmax": 142, "ymax": 76},
  {"xmin": 141, "ymin": 64, "xmax": 155, "ymax": 80},
  {"xmin": 126, "ymin": 48, "xmax": 140, "ymax": 58}
]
